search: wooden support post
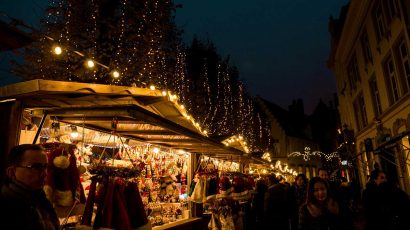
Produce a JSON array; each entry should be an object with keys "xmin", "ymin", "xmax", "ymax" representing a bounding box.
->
[{"xmin": 0, "ymin": 101, "xmax": 23, "ymax": 185}]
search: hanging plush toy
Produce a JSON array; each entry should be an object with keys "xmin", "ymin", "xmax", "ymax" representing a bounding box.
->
[
  {"xmin": 44, "ymin": 144, "xmax": 86, "ymax": 207},
  {"xmin": 159, "ymin": 176, "xmax": 179, "ymax": 203}
]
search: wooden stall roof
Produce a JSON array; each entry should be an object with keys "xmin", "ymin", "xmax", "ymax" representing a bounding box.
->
[{"xmin": 0, "ymin": 79, "xmax": 251, "ymax": 160}]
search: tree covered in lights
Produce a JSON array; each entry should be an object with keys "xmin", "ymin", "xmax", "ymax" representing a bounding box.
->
[
  {"xmin": 12, "ymin": 0, "xmax": 274, "ymax": 154},
  {"xmin": 14, "ymin": 0, "xmax": 182, "ymax": 89},
  {"xmin": 184, "ymin": 38, "xmax": 273, "ymax": 152}
]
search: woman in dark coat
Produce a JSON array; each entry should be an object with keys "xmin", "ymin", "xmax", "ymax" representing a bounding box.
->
[
  {"xmin": 251, "ymin": 178, "xmax": 268, "ymax": 229},
  {"xmin": 298, "ymin": 177, "xmax": 352, "ymax": 230},
  {"xmin": 288, "ymin": 174, "xmax": 308, "ymax": 230}
]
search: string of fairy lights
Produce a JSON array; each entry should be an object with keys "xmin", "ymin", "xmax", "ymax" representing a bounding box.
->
[
  {"xmin": 222, "ymin": 135, "xmax": 250, "ymax": 153},
  {"xmin": 248, "ymin": 160, "xmax": 298, "ymax": 177},
  {"xmin": 288, "ymin": 147, "xmax": 340, "ymax": 162},
  {"xmin": 46, "ymin": 38, "xmax": 276, "ymax": 145},
  {"xmin": 33, "ymin": 0, "xmax": 275, "ymax": 154}
]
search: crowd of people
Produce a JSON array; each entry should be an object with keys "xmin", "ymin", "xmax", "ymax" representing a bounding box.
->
[
  {"xmin": 251, "ymin": 168, "xmax": 409, "ymax": 230},
  {"xmin": 0, "ymin": 144, "xmax": 409, "ymax": 230}
]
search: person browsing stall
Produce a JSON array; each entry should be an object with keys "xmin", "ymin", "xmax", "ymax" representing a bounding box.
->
[{"xmin": 0, "ymin": 144, "xmax": 60, "ymax": 230}]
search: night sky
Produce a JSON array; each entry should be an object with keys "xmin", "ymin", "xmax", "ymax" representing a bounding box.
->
[{"xmin": 0, "ymin": 0, "xmax": 349, "ymax": 114}]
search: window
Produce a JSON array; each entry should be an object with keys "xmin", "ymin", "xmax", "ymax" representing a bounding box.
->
[
  {"xmin": 361, "ymin": 29, "xmax": 373, "ymax": 64},
  {"xmin": 353, "ymin": 93, "xmax": 368, "ymax": 130},
  {"xmin": 347, "ymin": 54, "xmax": 361, "ymax": 91},
  {"xmin": 373, "ymin": 2, "xmax": 387, "ymax": 41},
  {"xmin": 369, "ymin": 76, "xmax": 382, "ymax": 117},
  {"xmin": 384, "ymin": 56, "xmax": 400, "ymax": 104},
  {"xmin": 395, "ymin": 39, "xmax": 410, "ymax": 93}
]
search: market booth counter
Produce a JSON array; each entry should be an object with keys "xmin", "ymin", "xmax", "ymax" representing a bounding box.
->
[{"xmin": 0, "ymin": 79, "xmax": 249, "ymax": 230}]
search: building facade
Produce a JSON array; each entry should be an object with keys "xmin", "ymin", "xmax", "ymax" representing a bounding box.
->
[
  {"xmin": 328, "ymin": 0, "xmax": 410, "ymax": 193},
  {"xmin": 256, "ymin": 97, "xmax": 322, "ymax": 178}
]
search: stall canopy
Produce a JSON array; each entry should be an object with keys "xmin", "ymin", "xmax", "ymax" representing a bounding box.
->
[{"xmin": 0, "ymin": 79, "xmax": 265, "ymax": 163}]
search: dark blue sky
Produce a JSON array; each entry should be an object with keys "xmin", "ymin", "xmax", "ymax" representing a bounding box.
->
[
  {"xmin": 0, "ymin": 0, "xmax": 348, "ymax": 114},
  {"xmin": 175, "ymin": 0, "xmax": 348, "ymax": 114}
]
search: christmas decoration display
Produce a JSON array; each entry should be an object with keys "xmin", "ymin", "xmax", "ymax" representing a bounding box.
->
[
  {"xmin": 288, "ymin": 146, "xmax": 340, "ymax": 162},
  {"xmin": 42, "ymin": 143, "xmax": 86, "ymax": 207}
]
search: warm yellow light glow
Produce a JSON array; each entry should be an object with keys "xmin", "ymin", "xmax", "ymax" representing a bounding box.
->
[
  {"xmin": 70, "ymin": 132, "xmax": 79, "ymax": 138},
  {"xmin": 180, "ymin": 105, "xmax": 185, "ymax": 109},
  {"xmin": 112, "ymin": 70, "xmax": 120, "ymax": 78},
  {"xmin": 53, "ymin": 46, "xmax": 62, "ymax": 55},
  {"xmin": 149, "ymin": 85, "xmax": 156, "ymax": 90},
  {"xmin": 153, "ymin": 147, "xmax": 160, "ymax": 154},
  {"xmin": 162, "ymin": 91, "xmax": 167, "ymax": 96},
  {"xmin": 86, "ymin": 60, "xmax": 95, "ymax": 68}
]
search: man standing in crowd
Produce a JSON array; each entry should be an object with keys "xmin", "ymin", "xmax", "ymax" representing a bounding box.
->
[
  {"xmin": 318, "ymin": 168, "xmax": 340, "ymax": 199},
  {"xmin": 0, "ymin": 144, "xmax": 60, "ymax": 229},
  {"xmin": 264, "ymin": 175, "xmax": 290, "ymax": 230},
  {"xmin": 362, "ymin": 169, "xmax": 409, "ymax": 230}
]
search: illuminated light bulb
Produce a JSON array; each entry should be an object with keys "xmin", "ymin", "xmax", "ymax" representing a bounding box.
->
[
  {"xmin": 204, "ymin": 130, "xmax": 208, "ymax": 134},
  {"xmin": 162, "ymin": 91, "xmax": 167, "ymax": 96},
  {"xmin": 86, "ymin": 60, "xmax": 95, "ymax": 68},
  {"xmin": 70, "ymin": 125, "xmax": 79, "ymax": 138},
  {"xmin": 112, "ymin": 70, "xmax": 120, "ymax": 78},
  {"xmin": 53, "ymin": 46, "xmax": 62, "ymax": 55},
  {"xmin": 149, "ymin": 85, "xmax": 155, "ymax": 90},
  {"xmin": 153, "ymin": 147, "xmax": 159, "ymax": 154},
  {"xmin": 180, "ymin": 105, "xmax": 185, "ymax": 109}
]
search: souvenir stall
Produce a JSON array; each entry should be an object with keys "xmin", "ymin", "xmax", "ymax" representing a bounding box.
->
[
  {"xmin": 0, "ymin": 79, "xmax": 247, "ymax": 230},
  {"xmin": 38, "ymin": 125, "xmax": 192, "ymax": 229},
  {"xmin": 187, "ymin": 155, "xmax": 259, "ymax": 230}
]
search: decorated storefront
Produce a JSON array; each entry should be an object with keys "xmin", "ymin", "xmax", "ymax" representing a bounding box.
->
[{"xmin": 0, "ymin": 79, "xmax": 260, "ymax": 230}]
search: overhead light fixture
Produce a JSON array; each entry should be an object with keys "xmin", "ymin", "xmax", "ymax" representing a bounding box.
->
[
  {"xmin": 53, "ymin": 46, "xmax": 62, "ymax": 55},
  {"xmin": 112, "ymin": 70, "xmax": 120, "ymax": 78},
  {"xmin": 86, "ymin": 59, "xmax": 95, "ymax": 68},
  {"xmin": 70, "ymin": 125, "xmax": 79, "ymax": 138},
  {"xmin": 153, "ymin": 147, "xmax": 159, "ymax": 154}
]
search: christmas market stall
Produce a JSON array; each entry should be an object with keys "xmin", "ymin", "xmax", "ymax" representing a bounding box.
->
[{"xmin": 0, "ymin": 79, "xmax": 251, "ymax": 230}]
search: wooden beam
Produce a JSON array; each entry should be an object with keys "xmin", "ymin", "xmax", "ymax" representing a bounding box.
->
[
  {"xmin": 57, "ymin": 116, "xmax": 141, "ymax": 123},
  {"xmin": 145, "ymin": 138, "xmax": 199, "ymax": 143},
  {"xmin": 39, "ymin": 104, "xmax": 244, "ymax": 156},
  {"xmin": 135, "ymin": 96, "xmax": 165, "ymax": 106},
  {"xmin": 117, "ymin": 129, "xmax": 176, "ymax": 135}
]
